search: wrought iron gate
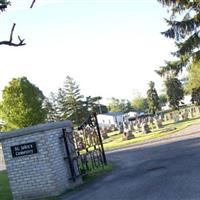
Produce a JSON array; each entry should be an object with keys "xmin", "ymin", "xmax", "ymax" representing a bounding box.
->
[{"xmin": 62, "ymin": 113, "xmax": 107, "ymax": 182}]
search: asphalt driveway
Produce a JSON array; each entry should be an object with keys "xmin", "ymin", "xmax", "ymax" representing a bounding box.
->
[{"xmin": 61, "ymin": 123, "xmax": 200, "ymax": 200}]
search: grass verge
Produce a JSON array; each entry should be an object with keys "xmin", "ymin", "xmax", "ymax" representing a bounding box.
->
[
  {"xmin": 0, "ymin": 164, "xmax": 114, "ymax": 200},
  {"xmin": 0, "ymin": 171, "xmax": 12, "ymax": 200},
  {"xmin": 82, "ymin": 163, "xmax": 114, "ymax": 182}
]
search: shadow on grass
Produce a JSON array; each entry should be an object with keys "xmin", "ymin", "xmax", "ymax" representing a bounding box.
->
[
  {"xmin": 59, "ymin": 163, "xmax": 115, "ymax": 199},
  {"xmin": 0, "ymin": 164, "xmax": 115, "ymax": 200}
]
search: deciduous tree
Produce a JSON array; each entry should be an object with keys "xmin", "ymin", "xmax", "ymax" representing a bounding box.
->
[
  {"xmin": 0, "ymin": 77, "xmax": 46, "ymax": 130},
  {"xmin": 187, "ymin": 62, "xmax": 200, "ymax": 92},
  {"xmin": 108, "ymin": 98, "xmax": 132, "ymax": 113},
  {"xmin": 131, "ymin": 96, "xmax": 148, "ymax": 112}
]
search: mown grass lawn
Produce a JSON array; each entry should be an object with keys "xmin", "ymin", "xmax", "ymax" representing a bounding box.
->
[
  {"xmin": 0, "ymin": 164, "xmax": 114, "ymax": 200},
  {"xmin": 0, "ymin": 171, "xmax": 12, "ymax": 200},
  {"xmin": 103, "ymin": 116, "xmax": 200, "ymax": 151}
]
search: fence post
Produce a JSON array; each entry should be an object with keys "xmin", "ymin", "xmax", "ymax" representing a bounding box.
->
[{"xmin": 93, "ymin": 112, "xmax": 107, "ymax": 165}]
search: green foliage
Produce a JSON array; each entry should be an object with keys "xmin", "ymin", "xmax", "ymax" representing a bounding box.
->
[
  {"xmin": 186, "ymin": 62, "xmax": 200, "ymax": 92},
  {"xmin": 191, "ymin": 88, "xmax": 200, "ymax": 105},
  {"xmin": 43, "ymin": 92, "xmax": 60, "ymax": 121},
  {"xmin": 147, "ymin": 81, "xmax": 160, "ymax": 115},
  {"xmin": 108, "ymin": 98, "xmax": 132, "ymax": 113},
  {"xmin": 0, "ymin": 77, "xmax": 46, "ymax": 130},
  {"xmin": 186, "ymin": 62, "xmax": 200, "ymax": 105},
  {"xmin": 85, "ymin": 96, "xmax": 108, "ymax": 114},
  {"xmin": 0, "ymin": 0, "xmax": 10, "ymax": 12},
  {"xmin": 159, "ymin": 94, "xmax": 168, "ymax": 106},
  {"xmin": 0, "ymin": 171, "xmax": 12, "ymax": 200},
  {"xmin": 157, "ymin": 0, "xmax": 200, "ymax": 76},
  {"xmin": 55, "ymin": 76, "xmax": 88, "ymax": 126},
  {"xmin": 82, "ymin": 164, "xmax": 114, "ymax": 182},
  {"xmin": 44, "ymin": 78, "xmax": 108, "ymax": 125},
  {"xmin": 131, "ymin": 96, "xmax": 148, "ymax": 112},
  {"xmin": 108, "ymin": 98, "xmax": 121, "ymax": 112},
  {"xmin": 165, "ymin": 77, "xmax": 184, "ymax": 110}
]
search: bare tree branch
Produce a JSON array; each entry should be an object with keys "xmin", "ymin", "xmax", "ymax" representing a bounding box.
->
[
  {"xmin": 30, "ymin": 0, "xmax": 36, "ymax": 9},
  {"xmin": 0, "ymin": 0, "xmax": 37, "ymax": 47},
  {"xmin": 9, "ymin": 23, "xmax": 15, "ymax": 42},
  {"xmin": 0, "ymin": 0, "xmax": 36, "ymax": 46},
  {"xmin": 0, "ymin": 23, "xmax": 26, "ymax": 47}
]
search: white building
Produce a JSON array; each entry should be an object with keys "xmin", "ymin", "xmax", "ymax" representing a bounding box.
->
[{"xmin": 97, "ymin": 112, "xmax": 124, "ymax": 128}]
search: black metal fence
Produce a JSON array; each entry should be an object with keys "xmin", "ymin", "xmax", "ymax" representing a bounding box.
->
[{"xmin": 62, "ymin": 113, "xmax": 107, "ymax": 182}]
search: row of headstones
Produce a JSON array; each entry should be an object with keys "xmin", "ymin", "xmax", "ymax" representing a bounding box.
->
[
  {"xmin": 100, "ymin": 106, "xmax": 200, "ymax": 141},
  {"xmin": 99, "ymin": 117, "xmax": 162, "ymax": 141},
  {"xmin": 164, "ymin": 107, "xmax": 200, "ymax": 122}
]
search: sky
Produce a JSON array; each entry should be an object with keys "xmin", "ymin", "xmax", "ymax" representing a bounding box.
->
[{"xmin": 0, "ymin": 0, "xmax": 175, "ymax": 103}]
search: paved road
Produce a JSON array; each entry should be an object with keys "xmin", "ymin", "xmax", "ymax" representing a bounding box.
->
[{"xmin": 61, "ymin": 123, "xmax": 200, "ymax": 200}]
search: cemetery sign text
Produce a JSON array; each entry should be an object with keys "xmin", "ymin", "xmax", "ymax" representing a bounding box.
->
[{"xmin": 11, "ymin": 142, "xmax": 37, "ymax": 158}]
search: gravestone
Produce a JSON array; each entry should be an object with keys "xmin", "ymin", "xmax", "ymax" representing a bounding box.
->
[
  {"xmin": 180, "ymin": 111, "xmax": 189, "ymax": 120},
  {"xmin": 118, "ymin": 122, "xmax": 124, "ymax": 134},
  {"xmin": 154, "ymin": 118, "xmax": 163, "ymax": 129},
  {"xmin": 169, "ymin": 113, "xmax": 173, "ymax": 121},
  {"xmin": 0, "ymin": 121, "xmax": 82, "ymax": 200},
  {"xmin": 189, "ymin": 108, "xmax": 194, "ymax": 118},
  {"xmin": 164, "ymin": 114, "xmax": 169, "ymax": 122},
  {"xmin": 142, "ymin": 122, "xmax": 151, "ymax": 134},
  {"xmin": 122, "ymin": 128, "xmax": 134, "ymax": 140},
  {"xmin": 173, "ymin": 113, "xmax": 180, "ymax": 123},
  {"xmin": 100, "ymin": 127, "xmax": 109, "ymax": 140}
]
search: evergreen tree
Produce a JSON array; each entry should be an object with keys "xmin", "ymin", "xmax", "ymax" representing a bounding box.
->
[
  {"xmin": 0, "ymin": 77, "xmax": 46, "ymax": 130},
  {"xmin": 57, "ymin": 76, "xmax": 87, "ymax": 126},
  {"xmin": 85, "ymin": 96, "xmax": 108, "ymax": 114},
  {"xmin": 43, "ymin": 92, "xmax": 60, "ymax": 121},
  {"xmin": 157, "ymin": 0, "xmax": 200, "ymax": 76},
  {"xmin": 147, "ymin": 81, "xmax": 160, "ymax": 115},
  {"xmin": 123, "ymin": 100, "xmax": 133, "ymax": 113},
  {"xmin": 165, "ymin": 76, "xmax": 184, "ymax": 109}
]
